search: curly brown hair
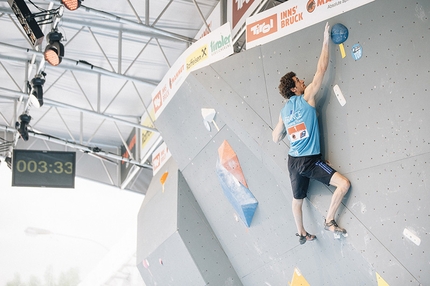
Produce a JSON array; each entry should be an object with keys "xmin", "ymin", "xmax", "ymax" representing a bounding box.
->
[{"xmin": 278, "ymin": 71, "xmax": 296, "ymax": 99}]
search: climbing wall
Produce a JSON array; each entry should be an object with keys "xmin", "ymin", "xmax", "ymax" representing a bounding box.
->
[
  {"xmin": 141, "ymin": 0, "xmax": 429, "ymax": 285},
  {"xmin": 136, "ymin": 157, "xmax": 241, "ymax": 285}
]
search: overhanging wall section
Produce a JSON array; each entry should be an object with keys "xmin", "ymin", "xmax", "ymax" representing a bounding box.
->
[{"xmin": 136, "ymin": 158, "xmax": 241, "ymax": 285}]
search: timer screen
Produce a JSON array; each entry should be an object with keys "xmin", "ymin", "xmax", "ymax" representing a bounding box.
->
[{"xmin": 12, "ymin": 150, "xmax": 76, "ymax": 188}]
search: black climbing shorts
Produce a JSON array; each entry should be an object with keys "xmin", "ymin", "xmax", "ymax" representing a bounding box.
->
[{"xmin": 288, "ymin": 154, "xmax": 336, "ymax": 200}]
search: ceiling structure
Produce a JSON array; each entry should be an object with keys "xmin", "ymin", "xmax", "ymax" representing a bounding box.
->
[
  {"xmin": 0, "ymin": 0, "xmax": 281, "ymax": 192},
  {"xmin": 0, "ymin": 0, "xmax": 223, "ymax": 191}
]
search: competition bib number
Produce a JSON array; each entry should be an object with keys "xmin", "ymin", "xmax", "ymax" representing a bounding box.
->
[{"xmin": 287, "ymin": 122, "xmax": 309, "ymax": 143}]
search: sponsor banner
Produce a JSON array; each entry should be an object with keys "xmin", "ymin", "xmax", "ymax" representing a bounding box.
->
[
  {"xmin": 152, "ymin": 23, "xmax": 233, "ymax": 120},
  {"xmin": 121, "ymin": 108, "xmax": 161, "ymax": 183},
  {"xmin": 120, "ymin": 128, "xmax": 138, "ymax": 184},
  {"xmin": 186, "ymin": 44, "xmax": 209, "ymax": 72},
  {"xmin": 152, "ymin": 60, "xmax": 185, "ymax": 117},
  {"xmin": 229, "ymin": 0, "xmax": 264, "ymax": 38},
  {"xmin": 140, "ymin": 108, "xmax": 160, "ymax": 160},
  {"xmin": 152, "ymin": 142, "xmax": 171, "ymax": 176},
  {"xmin": 246, "ymin": 0, "xmax": 375, "ymax": 49},
  {"xmin": 121, "ymin": 129, "xmax": 138, "ymax": 166}
]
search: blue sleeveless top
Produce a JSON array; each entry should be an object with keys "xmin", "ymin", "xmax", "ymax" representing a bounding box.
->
[{"xmin": 280, "ymin": 95, "xmax": 320, "ymax": 157}]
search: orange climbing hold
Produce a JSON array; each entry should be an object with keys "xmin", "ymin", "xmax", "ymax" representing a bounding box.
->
[
  {"xmin": 160, "ymin": 171, "xmax": 169, "ymax": 193},
  {"xmin": 218, "ymin": 140, "xmax": 248, "ymax": 188}
]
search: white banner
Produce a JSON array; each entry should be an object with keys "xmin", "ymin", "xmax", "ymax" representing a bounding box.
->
[
  {"xmin": 152, "ymin": 142, "xmax": 171, "ymax": 176},
  {"xmin": 152, "ymin": 23, "xmax": 234, "ymax": 120},
  {"xmin": 246, "ymin": 0, "xmax": 375, "ymax": 49}
]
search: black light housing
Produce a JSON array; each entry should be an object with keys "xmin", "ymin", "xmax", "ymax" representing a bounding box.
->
[
  {"xmin": 61, "ymin": 0, "xmax": 82, "ymax": 11},
  {"xmin": 44, "ymin": 31, "xmax": 64, "ymax": 66},
  {"xmin": 29, "ymin": 76, "xmax": 45, "ymax": 108},
  {"xmin": 7, "ymin": 0, "xmax": 44, "ymax": 46},
  {"xmin": 17, "ymin": 114, "xmax": 32, "ymax": 141}
]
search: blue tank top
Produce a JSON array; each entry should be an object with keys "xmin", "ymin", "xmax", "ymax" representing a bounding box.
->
[{"xmin": 280, "ymin": 95, "xmax": 320, "ymax": 157}]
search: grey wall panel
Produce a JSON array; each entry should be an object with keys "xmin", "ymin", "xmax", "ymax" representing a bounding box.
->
[
  {"xmin": 307, "ymin": 179, "xmax": 420, "ymax": 285},
  {"xmin": 190, "ymin": 67, "xmax": 272, "ymax": 152},
  {"xmin": 342, "ymin": 153, "xmax": 430, "ymax": 283},
  {"xmin": 155, "ymin": 80, "xmax": 226, "ymax": 171},
  {"xmin": 137, "ymin": 158, "xmax": 241, "ymax": 285},
  {"xmin": 136, "ymin": 158, "xmax": 179, "ymax": 260},
  {"xmin": 208, "ymin": 45, "xmax": 273, "ymax": 126},
  {"xmin": 138, "ymin": 232, "xmax": 206, "ymax": 286},
  {"xmin": 177, "ymin": 171, "xmax": 242, "ymax": 285}
]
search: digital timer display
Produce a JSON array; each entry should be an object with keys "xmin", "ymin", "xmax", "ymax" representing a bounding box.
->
[{"xmin": 12, "ymin": 150, "xmax": 76, "ymax": 188}]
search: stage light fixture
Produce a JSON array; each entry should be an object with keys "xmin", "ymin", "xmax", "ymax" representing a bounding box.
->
[
  {"xmin": 17, "ymin": 114, "xmax": 32, "ymax": 141},
  {"xmin": 44, "ymin": 31, "xmax": 64, "ymax": 66},
  {"xmin": 7, "ymin": 0, "xmax": 44, "ymax": 46},
  {"xmin": 61, "ymin": 0, "xmax": 82, "ymax": 11},
  {"xmin": 29, "ymin": 76, "xmax": 45, "ymax": 108}
]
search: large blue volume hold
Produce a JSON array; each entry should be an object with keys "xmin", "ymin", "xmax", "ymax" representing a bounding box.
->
[{"xmin": 216, "ymin": 159, "xmax": 258, "ymax": 227}]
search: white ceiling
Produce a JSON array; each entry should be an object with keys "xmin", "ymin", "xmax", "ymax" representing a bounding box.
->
[
  {"xmin": 0, "ymin": 0, "xmax": 218, "ymax": 155},
  {"xmin": 0, "ymin": 0, "xmax": 221, "ymax": 190}
]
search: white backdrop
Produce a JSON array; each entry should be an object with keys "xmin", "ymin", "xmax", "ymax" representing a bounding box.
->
[{"xmin": 0, "ymin": 162, "xmax": 144, "ymax": 285}]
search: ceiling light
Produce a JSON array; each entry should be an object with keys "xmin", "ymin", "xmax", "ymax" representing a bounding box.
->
[
  {"xmin": 44, "ymin": 31, "xmax": 64, "ymax": 66},
  {"xmin": 61, "ymin": 0, "xmax": 82, "ymax": 11},
  {"xmin": 17, "ymin": 114, "xmax": 32, "ymax": 141},
  {"xmin": 29, "ymin": 76, "xmax": 45, "ymax": 108},
  {"xmin": 44, "ymin": 43, "xmax": 64, "ymax": 66},
  {"xmin": 7, "ymin": 0, "xmax": 44, "ymax": 46}
]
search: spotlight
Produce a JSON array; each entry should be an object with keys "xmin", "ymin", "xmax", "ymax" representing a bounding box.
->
[
  {"xmin": 29, "ymin": 75, "xmax": 45, "ymax": 108},
  {"xmin": 7, "ymin": 0, "xmax": 44, "ymax": 46},
  {"xmin": 44, "ymin": 31, "xmax": 64, "ymax": 66},
  {"xmin": 17, "ymin": 114, "xmax": 32, "ymax": 141},
  {"xmin": 61, "ymin": 0, "xmax": 82, "ymax": 11}
]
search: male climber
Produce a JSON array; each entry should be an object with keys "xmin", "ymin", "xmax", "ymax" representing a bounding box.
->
[{"xmin": 272, "ymin": 23, "xmax": 350, "ymax": 245}]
